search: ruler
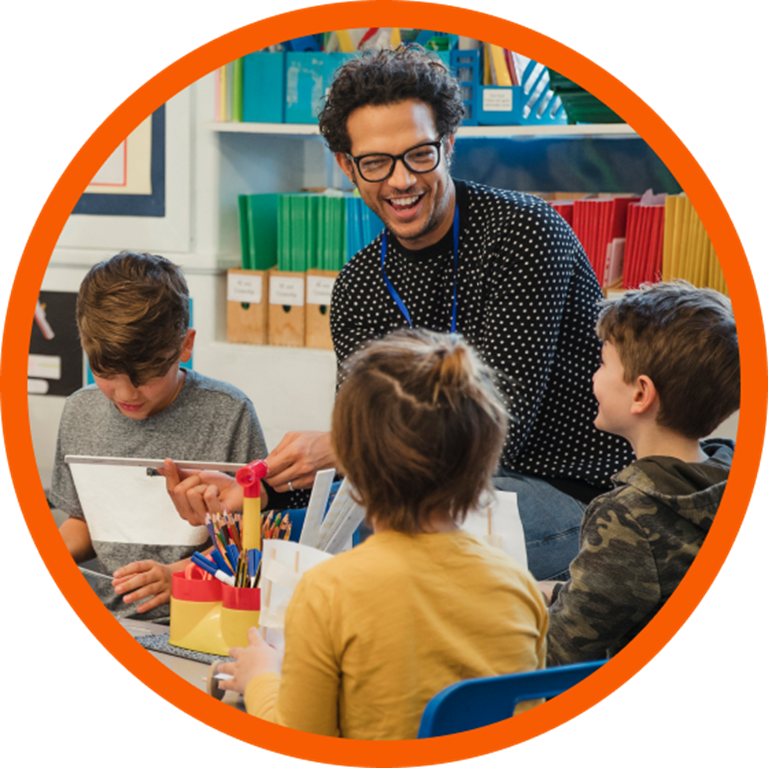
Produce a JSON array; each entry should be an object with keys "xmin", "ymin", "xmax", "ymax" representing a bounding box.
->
[{"xmin": 64, "ymin": 454, "xmax": 244, "ymax": 472}]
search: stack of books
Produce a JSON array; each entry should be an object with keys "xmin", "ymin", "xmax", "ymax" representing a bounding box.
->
[
  {"xmin": 622, "ymin": 193, "xmax": 666, "ymax": 289},
  {"xmin": 562, "ymin": 196, "xmax": 639, "ymax": 288},
  {"xmin": 238, "ymin": 191, "xmax": 383, "ymax": 273},
  {"xmin": 662, "ymin": 195, "xmax": 727, "ymax": 294},
  {"xmin": 545, "ymin": 190, "xmax": 727, "ymax": 295}
]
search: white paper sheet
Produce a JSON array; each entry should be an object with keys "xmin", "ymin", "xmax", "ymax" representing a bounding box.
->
[
  {"xmin": 68, "ymin": 462, "xmax": 208, "ymax": 546},
  {"xmin": 461, "ymin": 491, "xmax": 527, "ymax": 569},
  {"xmin": 315, "ymin": 478, "xmax": 366, "ymax": 554},
  {"xmin": 298, "ymin": 468, "xmax": 335, "ymax": 548},
  {"xmin": 257, "ymin": 539, "xmax": 333, "ymax": 649}
]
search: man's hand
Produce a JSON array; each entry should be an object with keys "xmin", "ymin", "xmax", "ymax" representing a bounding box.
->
[
  {"xmin": 265, "ymin": 431, "xmax": 337, "ymax": 492},
  {"xmin": 217, "ymin": 627, "xmax": 284, "ymax": 695},
  {"xmin": 161, "ymin": 459, "xmax": 244, "ymax": 526},
  {"xmin": 112, "ymin": 559, "xmax": 175, "ymax": 613}
]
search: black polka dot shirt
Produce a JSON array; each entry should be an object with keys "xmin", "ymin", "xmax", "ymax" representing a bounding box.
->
[{"xmin": 330, "ymin": 180, "xmax": 634, "ymax": 490}]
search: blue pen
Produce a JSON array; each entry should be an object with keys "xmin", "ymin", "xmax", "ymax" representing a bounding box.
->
[
  {"xmin": 210, "ymin": 548, "xmax": 234, "ymax": 577},
  {"xmin": 227, "ymin": 544, "xmax": 240, "ymax": 576},
  {"xmin": 191, "ymin": 552, "xmax": 235, "ymax": 586}
]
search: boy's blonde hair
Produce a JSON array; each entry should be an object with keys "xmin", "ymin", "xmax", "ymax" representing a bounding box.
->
[
  {"xmin": 331, "ymin": 329, "xmax": 508, "ymax": 533},
  {"xmin": 596, "ymin": 280, "xmax": 739, "ymax": 439},
  {"xmin": 76, "ymin": 251, "xmax": 190, "ymax": 386}
]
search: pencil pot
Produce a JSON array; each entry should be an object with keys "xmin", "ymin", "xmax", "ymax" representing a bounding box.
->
[
  {"xmin": 169, "ymin": 572, "xmax": 230, "ymax": 656},
  {"xmin": 220, "ymin": 584, "xmax": 261, "ymax": 648}
]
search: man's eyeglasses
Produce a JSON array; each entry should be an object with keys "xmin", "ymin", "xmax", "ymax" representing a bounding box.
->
[{"xmin": 346, "ymin": 140, "xmax": 444, "ymax": 183}]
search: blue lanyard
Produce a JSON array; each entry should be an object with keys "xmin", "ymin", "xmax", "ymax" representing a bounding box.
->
[{"xmin": 380, "ymin": 205, "xmax": 460, "ymax": 333}]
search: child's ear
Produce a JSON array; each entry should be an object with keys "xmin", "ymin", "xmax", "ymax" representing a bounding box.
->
[
  {"xmin": 631, "ymin": 375, "xmax": 658, "ymax": 415},
  {"xmin": 179, "ymin": 329, "xmax": 196, "ymax": 363}
]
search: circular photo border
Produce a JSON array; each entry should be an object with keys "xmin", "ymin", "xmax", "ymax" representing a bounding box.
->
[{"xmin": 2, "ymin": 3, "xmax": 765, "ymax": 766}]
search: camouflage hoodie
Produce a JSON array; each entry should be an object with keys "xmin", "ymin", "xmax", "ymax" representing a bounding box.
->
[{"xmin": 547, "ymin": 438, "xmax": 733, "ymax": 666}]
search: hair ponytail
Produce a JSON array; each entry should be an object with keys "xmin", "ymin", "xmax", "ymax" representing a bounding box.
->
[{"xmin": 332, "ymin": 329, "xmax": 508, "ymax": 533}]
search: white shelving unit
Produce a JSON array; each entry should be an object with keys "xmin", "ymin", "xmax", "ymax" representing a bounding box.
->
[
  {"xmin": 204, "ymin": 120, "xmax": 639, "ymax": 138},
  {"xmin": 203, "ymin": 115, "xmax": 643, "ymax": 264}
]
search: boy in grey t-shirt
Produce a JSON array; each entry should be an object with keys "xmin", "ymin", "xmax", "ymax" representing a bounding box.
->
[{"xmin": 51, "ymin": 251, "xmax": 267, "ymax": 621}]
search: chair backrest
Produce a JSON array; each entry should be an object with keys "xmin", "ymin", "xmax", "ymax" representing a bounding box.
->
[{"xmin": 417, "ymin": 660, "xmax": 607, "ymax": 738}]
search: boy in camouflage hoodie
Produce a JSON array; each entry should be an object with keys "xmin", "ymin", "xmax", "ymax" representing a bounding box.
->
[{"xmin": 543, "ymin": 280, "xmax": 739, "ymax": 665}]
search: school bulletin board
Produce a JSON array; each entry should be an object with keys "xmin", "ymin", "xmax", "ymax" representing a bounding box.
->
[{"xmin": 0, "ymin": 0, "xmax": 768, "ymax": 766}]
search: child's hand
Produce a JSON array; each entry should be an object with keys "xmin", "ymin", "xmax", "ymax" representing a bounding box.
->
[
  {"xmin": 538, "ymin": 580, "xmax": 564, "ymax": 607},
  {"xmin": 112, "ymin": 560, "xmax": 173, "ymax": 613},
  {"xmin": 161, "ymin": 459, "xmax": 244, "ymax": 526},
  {"xmin": 218, "ymin": 628, "xmax": 283, "ymax": 695}
]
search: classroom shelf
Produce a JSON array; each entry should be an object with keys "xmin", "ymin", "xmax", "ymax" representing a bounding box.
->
[
  {"xmin": 205, "ymin": 121, "xmax": 323, "ymax": 135},
  {"xmin": 205, "ymin": 121, "xmax": 639, "ymax": 139}
]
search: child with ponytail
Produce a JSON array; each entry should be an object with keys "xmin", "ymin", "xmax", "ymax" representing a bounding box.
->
[{"xmin": 218, "ymin": 329, "xmax": 548, "ymax": 740}]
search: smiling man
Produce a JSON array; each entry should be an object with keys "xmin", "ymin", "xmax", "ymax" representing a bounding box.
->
[
  {"xmin": 203, "ymin": 45, "xmax": 635, "ymax": 581},
  {"xmin": 322, "ymin": 44, "xmax": 637, "ymax": 580}
]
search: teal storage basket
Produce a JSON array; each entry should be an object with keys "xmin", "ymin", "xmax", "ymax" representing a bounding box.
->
[
  {"xmin": 285, "ymin": 52, "xmax": 355, "ymax": 124},
  {"xmin": 477, "ymin": 60, "xmax": 567, "ymax": 127},
  {"xmin": 283, "ymin": 50, "xmax": 451, "ymax": 125},
  {"xmin": 451, "ymin": 49, "xmax": 481, "ymax": 126},
  {"xmin": 243, "ymin": 52, "xmax": 285, "ymax": 123}
]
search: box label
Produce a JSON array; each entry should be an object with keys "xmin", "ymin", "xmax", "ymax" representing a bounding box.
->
[
  {"xmin": 228, "ymin": 273, "xmax": 262, "ymax": 303},
  {"xmin": 306, "ymin": 275, "xmax": 335, "ymax": 305},
  {"xmin": 270, "ymin": 275, "xmax": 305, "ymax": 306},
  {"xmin": 483, "ymin": 88, "xmax": 513, "ymax": 112}
]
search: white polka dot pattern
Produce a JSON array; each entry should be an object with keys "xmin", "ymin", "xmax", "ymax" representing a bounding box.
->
[{"xmin": 330, "ymin": 180, "xmax": 634, "ymax": 488}]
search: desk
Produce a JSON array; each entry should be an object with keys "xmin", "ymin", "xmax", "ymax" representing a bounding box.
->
[{"xmin": 121, "ymin": 618, "xmax": 244, "ymax": 709}]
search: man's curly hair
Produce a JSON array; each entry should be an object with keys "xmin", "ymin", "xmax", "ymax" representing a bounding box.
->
[{"xmin": 318, "ymin": 44, "xmax": 466, "ymax": 154}]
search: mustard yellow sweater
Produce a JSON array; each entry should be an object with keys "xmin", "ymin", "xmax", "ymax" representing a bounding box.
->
[{"xmin": 244, "ymin": 529, "xmax": 548, "ymax": 740}]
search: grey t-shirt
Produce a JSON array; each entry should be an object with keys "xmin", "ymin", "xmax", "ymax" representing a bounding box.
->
[{"xmin": 49, "ymin": 369, "xmax": 267, "ymax": 620}]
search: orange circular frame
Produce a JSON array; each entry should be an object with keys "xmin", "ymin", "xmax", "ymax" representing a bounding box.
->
[{"xmin": 2, "ymin": 2, "xmax": 765, "ymax": 766}]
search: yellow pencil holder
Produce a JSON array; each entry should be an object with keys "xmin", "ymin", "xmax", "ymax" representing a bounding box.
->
[
  {"xmin": 169, "ymin": 572, "xmax": 230, "ymax": 657},
  {"xmin": 220, "ymin": 584, "xmax": 261, "ymax": 648}
]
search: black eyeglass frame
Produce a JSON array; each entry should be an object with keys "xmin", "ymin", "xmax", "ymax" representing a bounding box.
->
[{"xmin": 346, "ymin": 139, "xmax": 445, "ymax": 183}]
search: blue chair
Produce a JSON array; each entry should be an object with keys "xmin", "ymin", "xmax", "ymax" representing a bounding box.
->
[{"xmin": 417, "ymin": 660, "xmax": 607, "ymax": 738}]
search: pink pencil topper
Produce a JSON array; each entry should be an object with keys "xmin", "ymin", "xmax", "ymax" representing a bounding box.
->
[{"xmin": 236, "ymin": 460, "xmax": 269, "ymax": 498}]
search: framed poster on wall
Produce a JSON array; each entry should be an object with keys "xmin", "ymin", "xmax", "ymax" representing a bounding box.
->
[
  {"xmin": 54, "ymin": 89, "xmax": 192, "ymax": 256},
  {"xmin": 72, "ymin": 105, "xmax": 165, "ymax": 217}
]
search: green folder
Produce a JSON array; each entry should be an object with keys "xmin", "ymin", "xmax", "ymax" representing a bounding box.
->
[
  {"xmin": 328, "ymin": 196, "xmax": 346, "ymax": 271},
  {"xmin": 306, "ymin": 195, "xmax": 318, "ymax": 271},
  {"xmin": 249, "ymin": 194, "xmax": 279, "ymax": 270},
  {"xmin": 277, "ymin": 195, "xmax": 291, "ymax": 272},
  {"xmin": 237, "ymin": 195, "xmax": 252, "ymax": 270},
  {"xmin": 274, "ymin": 191, "xmax": 352, "ymax": 273},
  {"xmin": 316, "ymin": 195, "xmax": 327, "ymax": 270}
]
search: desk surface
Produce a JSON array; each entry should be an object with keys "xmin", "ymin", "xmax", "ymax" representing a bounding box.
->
[{"xmin": 121, "ymin": 618, "xmax": 244, "ymax": 708}]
